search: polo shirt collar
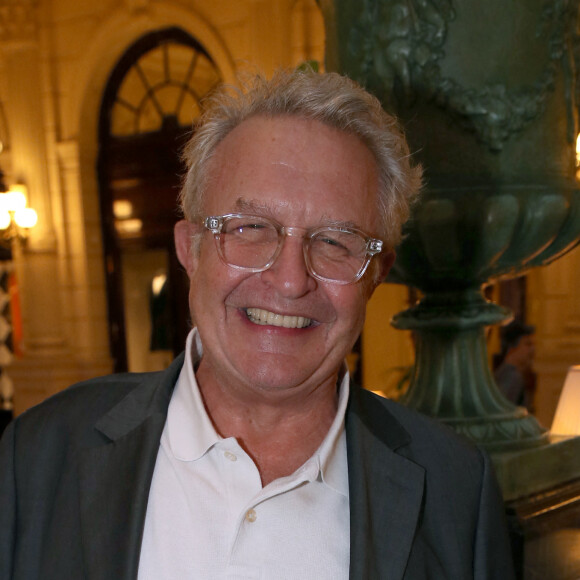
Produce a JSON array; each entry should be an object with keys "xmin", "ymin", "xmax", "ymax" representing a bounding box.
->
[
  {"xmin": 164, "ymin": 329, "xmax": 220, "ymax": 461},
  {"xmin": 165, "ymin": 328, "xmax": 349, "ymax": 497}
]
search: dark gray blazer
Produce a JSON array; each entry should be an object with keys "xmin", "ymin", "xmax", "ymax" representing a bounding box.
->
[{"xmin": 0, "ymin": 354, "xmax": 515, "ymax": 579}]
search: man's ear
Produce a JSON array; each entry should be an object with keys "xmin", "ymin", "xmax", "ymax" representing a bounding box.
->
[
  {"xmin": 174, "ymin": 219, "xmax": 201, "ymax": 277},
  {"xmin": 378, "ymin": 250, "xmax": 396, "ymax": 281},
  {"xmin": 368, "ymin": 250, "xmax": 396, "ymax": 297}
]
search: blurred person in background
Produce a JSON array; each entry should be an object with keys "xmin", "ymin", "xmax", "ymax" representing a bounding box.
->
[{"xmin": 495, "ymin": 320, "xmax": 536, "ymax": 412}]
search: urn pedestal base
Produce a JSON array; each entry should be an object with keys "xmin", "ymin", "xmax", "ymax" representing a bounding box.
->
[{"xmin": 393, "ymin": 289, "xmax": 548, "ymax": 451}]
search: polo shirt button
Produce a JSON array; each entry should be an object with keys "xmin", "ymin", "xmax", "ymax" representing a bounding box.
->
[
  {"xmin": 246, "ymin": 509, "xmax": 257, "ymax": 523},
  {"xmin": 224, "ymin": 451, "xmax": 237, "ymax": 462}
]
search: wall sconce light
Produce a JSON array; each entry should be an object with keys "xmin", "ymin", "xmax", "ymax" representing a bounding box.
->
[
  {"xmin": 551, "ymin": 366, "xmax": 580, "ymax": 435},
  {"xmin": 0, "ymin": 183, "xmax": 38, "ymax": 243}
]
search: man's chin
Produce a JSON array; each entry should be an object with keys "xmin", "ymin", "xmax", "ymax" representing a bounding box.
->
[{"xmin": 234, "ymin": 358, "xmax": 328, "ymax": 394}]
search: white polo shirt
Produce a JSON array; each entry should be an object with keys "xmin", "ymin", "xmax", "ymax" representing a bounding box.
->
[{"xmin": 138, "ymin": 329, "xmax": 350, "ymax": 579}]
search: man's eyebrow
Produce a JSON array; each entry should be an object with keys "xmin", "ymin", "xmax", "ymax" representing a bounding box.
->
[
  {"xmin": 233, "ymin": 198, "xmax": 275, "ymax": 214},
  {"xmin": 322, "ymin": 218, "xmax": 364, "ymax": 231}
]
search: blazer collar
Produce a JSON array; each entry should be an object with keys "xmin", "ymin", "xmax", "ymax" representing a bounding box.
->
[
  {"xmin": 78, "ymin": 354, "xmax": 184, "ymax": 580},
  {"xmin": 94, "ymin": 353, "xmax": 184, "ymax": 441},
  {"xmin": 346, "ymin": 387, "xmax": 425, "ymax": 580}
]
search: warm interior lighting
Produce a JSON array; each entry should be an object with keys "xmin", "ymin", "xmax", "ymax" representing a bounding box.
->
[
  {"xmin": 0, "ymin": 211, "xmax": 10, "ymax": 230},
  {"xmin": 151, "ymin": 273, "xmax": 167, "ymax": 296},
  {"xmin": 551, "ymin": 366, "xmax": 580, "ymax": 435},
  {"xmin": 14, "ymin": 207, "xmax": 38, "ymax": 229},
  {"xmin": 576, "ymin": 134, "xmax": 580, "ymax": 167},
  {"xmin": 0, "ymin": 190, "xmax": 26, "ymax": 213},
  {"xmin": 115, "ymin": 218, "xmax": 143, "ymax": 235},
  {"xmin": 113, "ymin": 199, "xmax": 133, "ymax": 219},
  {"xmin": 8, "ymin": 183, "xmax": 28, "ymax": 197},
  {"xmin": 0, "ymin": 183, "xmax": 38, "ymax": 241}
]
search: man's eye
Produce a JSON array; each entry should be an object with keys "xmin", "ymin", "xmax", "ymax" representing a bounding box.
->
[
  {"xmin": 241, "ymin": 223, "xmax": 267, "ymax": 230},
  {"xmin": 225, "ymin": 220, "xmax": 265, "ymax": 233},
  {"xmin": 236, "ymin": 222, "xmax": 272, "ymax": 234},
  {"xmin": 231, "ymin": 222, "xmax": 276, "ymax": 239},
  {"xmin": 313, "ymin": 235, "xmax": 351, "ymax": 254},
  {"xmin": 319, "ymin": 236, "xmax": 344, "ymax": 248}
]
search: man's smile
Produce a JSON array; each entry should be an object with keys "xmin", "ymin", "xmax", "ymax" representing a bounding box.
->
[{"xmin": 245, "ymin": 307, "xmax": 313, "ymax": 328}]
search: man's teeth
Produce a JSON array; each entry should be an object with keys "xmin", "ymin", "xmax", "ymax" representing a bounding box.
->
[{"xmin": 246, "ymin": 308, "xmax": 311, "ymax": 328}]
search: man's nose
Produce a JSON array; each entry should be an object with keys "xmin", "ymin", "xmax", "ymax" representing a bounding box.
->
[{"xmin": 260, "ymin": 235, "xmax": 316, "ymax": 297}]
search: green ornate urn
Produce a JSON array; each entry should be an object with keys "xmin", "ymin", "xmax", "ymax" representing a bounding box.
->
[{"xmin": 320, "ymin": 0, "xmax": 580, "ymax": 451}]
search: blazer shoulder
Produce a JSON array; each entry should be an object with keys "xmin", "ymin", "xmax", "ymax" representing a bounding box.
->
[
  {"xmin": 353, "ymin": 386, "xmax": 484, "ymax": 467},
  {"xmin": 18, "ymin": 370, "xmax": 156, "ymax": 419},
  {"xmin": 4, "ymin": 355, "xmax": 186, "ymax": 458},
  {"xmin": 6, "ymin": 369, "xmax": 174, "ymax": 454}
]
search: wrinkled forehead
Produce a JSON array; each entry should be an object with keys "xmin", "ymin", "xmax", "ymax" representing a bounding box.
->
[{"xmin": 202, "ymin": 115, "xmax": 382, "ymax": 233}]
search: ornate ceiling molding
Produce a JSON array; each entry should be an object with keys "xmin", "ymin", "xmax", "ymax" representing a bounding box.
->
[{"xmin": 0, "ymin": 0, "xmax": 39, "ymax": 48}]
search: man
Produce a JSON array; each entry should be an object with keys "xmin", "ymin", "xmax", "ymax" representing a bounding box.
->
[
  {"xmin": 0, "ymin": 69, "xmax": 514, "ymax": 579},
  {"xmin": 495, "ymin": 320, "xmax": 536, "ymax": 411}
]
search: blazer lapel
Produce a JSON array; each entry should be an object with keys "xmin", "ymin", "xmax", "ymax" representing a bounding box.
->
[
  {"xmin": 78, "ymin": 355, "xmax": 184, "ymax": 580},
  {"xmin": 347, "ymin": 387, "xmax": 425, "ymax": 580}
]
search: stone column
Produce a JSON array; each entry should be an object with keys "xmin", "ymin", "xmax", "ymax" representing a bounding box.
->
[{"xmin": 0, "ymin": 0, "xmax": 112, "ymax": 412}]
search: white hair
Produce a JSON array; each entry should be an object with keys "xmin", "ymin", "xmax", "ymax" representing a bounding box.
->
[{"xmin": 180, "ymin": 68, "xmax": 422, "ymax": 248}]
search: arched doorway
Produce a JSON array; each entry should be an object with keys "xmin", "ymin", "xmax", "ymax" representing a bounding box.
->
[{"xmin": 98, "ymin": 27, "xmax": 222, "ymax": 372}]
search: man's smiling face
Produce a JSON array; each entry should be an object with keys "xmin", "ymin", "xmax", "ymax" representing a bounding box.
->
[{"xmin": 178, "ymin": 115, "xmax": 390, "ymax": 398}]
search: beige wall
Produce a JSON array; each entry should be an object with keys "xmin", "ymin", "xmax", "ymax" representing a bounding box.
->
[
  {"xmin": 362, "ymin": 283, "xmax": 414, "ymax": 397},
  {"xmin": 528, "ymin": 245, "xmax": 580, "ymax": 428}
]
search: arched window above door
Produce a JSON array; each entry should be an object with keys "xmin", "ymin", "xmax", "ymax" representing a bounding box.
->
[
  {"xmin": 106, "ymin": 28, "xmax": 221, "ymax": 137},
  {"xmin": 99, "ymin": 27, "xmax": 221, "ymax": 372}
]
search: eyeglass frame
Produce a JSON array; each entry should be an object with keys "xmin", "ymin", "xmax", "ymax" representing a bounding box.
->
[{"xmin": 203, "ymin": 213, "xmax": 384, "ymax": 285}]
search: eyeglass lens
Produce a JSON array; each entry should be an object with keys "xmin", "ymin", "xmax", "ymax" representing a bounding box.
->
[{"xmin": 218, "ymin": 215, "xmax": 369, "ymax": 282}]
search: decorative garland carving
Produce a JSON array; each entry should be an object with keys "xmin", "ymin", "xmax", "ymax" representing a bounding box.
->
[
  {"xmin": 0, "ymin": 0, "xmax": 38, "ymax": 46},
  {"xmin": 348, "ymin": 0, "xmax": 577, "ymax": 151}
]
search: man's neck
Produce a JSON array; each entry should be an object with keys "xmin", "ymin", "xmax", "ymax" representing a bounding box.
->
[{"xmin": 195, "ymin": 364, "xmax": 340, "ymax": 486}]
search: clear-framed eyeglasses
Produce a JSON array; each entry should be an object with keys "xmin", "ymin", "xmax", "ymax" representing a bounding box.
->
[{"xmin": 203, "ymin": 213, "xmax": 384, "ymax": 285}]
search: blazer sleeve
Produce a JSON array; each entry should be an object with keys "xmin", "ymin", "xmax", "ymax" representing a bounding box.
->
[
  {"xmin": 474, "ymin": 450, "xmax": 516, "ymax": 579},
  {"xmin": 0, "ymin": 422, "xmax": 16, "ymax": 579}
]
